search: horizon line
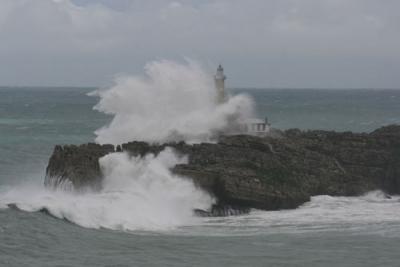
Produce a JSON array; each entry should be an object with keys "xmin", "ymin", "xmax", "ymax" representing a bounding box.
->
[{"xmin": 1, "ymin": 85, "xmax": 400, "ymax": 90}]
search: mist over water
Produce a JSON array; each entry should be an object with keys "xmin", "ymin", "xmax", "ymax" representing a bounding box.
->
[{"xmin": 91, "ymin": 60, "xmax": 254, "ymax": 144}]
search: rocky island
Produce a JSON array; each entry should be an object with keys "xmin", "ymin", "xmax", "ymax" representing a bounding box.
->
[{"xmin": 45, "ymin": 124, "xmax": 400, "ymax": 215}]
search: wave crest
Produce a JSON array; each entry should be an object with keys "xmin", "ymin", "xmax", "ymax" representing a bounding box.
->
[{"xmin": 0, "ymin": 148, "xmax": 214, "ymax": 231}]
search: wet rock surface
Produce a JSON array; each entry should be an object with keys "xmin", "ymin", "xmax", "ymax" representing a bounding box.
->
[{"xmin": 45, "ymin": 125, "xmax": 400, "ymax": 212}]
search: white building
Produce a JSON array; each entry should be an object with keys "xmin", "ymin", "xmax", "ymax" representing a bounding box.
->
[
  {"xmin": 214, "ymin": 65, "xmax": 269, "ymax": 136},
  {"xmin": 243, "ymin": 118, "xmax": 270, "ymax": 135}
]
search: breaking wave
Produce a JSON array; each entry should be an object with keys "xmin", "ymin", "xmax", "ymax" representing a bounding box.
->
[
  {"xmin": 2, "ymin": 186, "xmax": 400, "ymax": 235},
  {"xmin": 192, "ymin": 190, "xmax": 400, "ymax": 236},
  {"xmin": 0, "ymin": 148, "xmax": 214, "ymax": 231},
  {"xmin": 91, "ymin": 59, "xmax": 254, "ymax": 144}
]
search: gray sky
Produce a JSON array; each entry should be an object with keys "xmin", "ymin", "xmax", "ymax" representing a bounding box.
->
[{"xmin": 0, "ymin": 0, "xmax": 399, "ymax": 88}]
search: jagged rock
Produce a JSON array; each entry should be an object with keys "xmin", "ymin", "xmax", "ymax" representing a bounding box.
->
[
  {"xmin": 194, "ymin": 205, "xmax": 251, "ymax": 217},
  {"xmin": 44, "ymin": 143, "xmax": 115, "ymax": 190},
  {"xmin": 45, "ymin": 125, "xmax": 400, "ymax": 211}
]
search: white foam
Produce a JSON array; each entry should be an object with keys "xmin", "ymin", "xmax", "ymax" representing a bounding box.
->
[
  {"xmin": 194, "ymin": 190, "xmax": 400, "ymax": 236},
  {"xmin": 90, "ymin": 59, "xmax": 254, "ymax": 144},
  {"xmin": 0, "ymin": 148, "xmax": 214, "ymax": 231},
  {"xmin": 2, "ymin": 178, "xmax": 400, "ymax": 234}
]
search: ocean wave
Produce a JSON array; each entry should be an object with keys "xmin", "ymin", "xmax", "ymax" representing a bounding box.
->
[
  {"xmin": 0, "ymin": 148, "xmax": 214, "ymax": 231},
  {"xmin": 188, "ymin": 190, "xmax": 400, "ymax": 236},
  {"xmin": 2, "ymin": 181, "xmax": 400, "ymax": 236}
]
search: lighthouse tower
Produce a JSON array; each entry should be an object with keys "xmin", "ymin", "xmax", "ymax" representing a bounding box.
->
[{"xmin": 214, "ymin": 64, "xmax": 226, "ymax": 103}]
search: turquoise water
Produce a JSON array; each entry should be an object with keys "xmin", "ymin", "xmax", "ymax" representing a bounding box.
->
[
  {"xmin": 232, "ymin": 88, "xmax": 400, "ymax": 131},
  {"xmin": 0, "ymin": 88, "xmax": 109, "ymax": 185},
  {"xmin": 1, "ymin": 87, "xmax": 400, "ymax": 266}
]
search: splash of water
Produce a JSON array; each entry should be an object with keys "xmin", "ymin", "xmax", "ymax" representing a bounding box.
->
[
  {"xmin": 0, "ymin": 148, "xmax": 214, "ymax": 231},
  {"xmin": 3, "ymin": 59, "xmax": 251, "ymax": 231},
  {"xmin": 91, "ymin": 59, "xmax": 254, "ymax": 144},
  {"xmin": 0, "ymin": 60, "xmax": 254, "ymax": 231},
  {"xmin": 194, "ymin": 191, "xmax": 400, "ymax": 236}
]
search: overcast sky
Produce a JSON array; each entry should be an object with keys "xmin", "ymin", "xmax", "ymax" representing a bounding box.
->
[{"xmin": 0, "ymin": 0, "xmax": 399, "ymax": 88}]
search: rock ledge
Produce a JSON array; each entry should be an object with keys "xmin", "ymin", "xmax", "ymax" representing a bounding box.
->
[{"xmin": 45, "ymin": 125, "xmax": 400, "ymax": 211}]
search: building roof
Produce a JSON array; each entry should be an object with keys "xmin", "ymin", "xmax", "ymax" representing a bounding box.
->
[{"xmin": 245, "ymin": 118, "xmax": 266, "ymax": 124}]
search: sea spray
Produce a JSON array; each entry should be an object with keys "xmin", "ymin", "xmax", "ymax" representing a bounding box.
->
[
  {"xmin": 91, "ymin": 59, "xmax": 254, "ymax": 144},
  {"xmin": 0, "ymin": 148, "xmax": 214, "ymax": 231},
  {"xmin": 97, "ymin": 148, "xmax": 214, "ymax": 229},
  {"xmin": 197, "ymin": 191, "xmax": 400, "ymax": 236},
  {"xmin": 0, "ymin": 59, "xmax": 253, "ymax": 230}
]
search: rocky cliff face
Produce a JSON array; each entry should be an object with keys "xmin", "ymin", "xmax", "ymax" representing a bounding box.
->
[
  {"xmin": 45, "ymin": 143, "xmax": 114, "ymax": 190},
  {"xmin": 45, "ymin": 125, "xmax": 400, "ymax": 211}
]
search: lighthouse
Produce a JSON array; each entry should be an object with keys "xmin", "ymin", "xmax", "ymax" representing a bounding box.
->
[
  {"xmin": 214, "ymin": 65, "xmax": 270, "ymax": 136},
  {"xmin": 214, "ymin": 64, "xmax": 226, "ymax": 103}
]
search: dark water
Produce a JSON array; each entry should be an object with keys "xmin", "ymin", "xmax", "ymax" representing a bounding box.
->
[{"xmin": 1, "ymin": 87, "xmax": 400, "ymax": 267}]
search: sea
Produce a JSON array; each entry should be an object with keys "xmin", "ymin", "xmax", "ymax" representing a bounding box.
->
[{"xmin": 1, "ymin": 87, "xmax": 400, "ymax": 267}]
